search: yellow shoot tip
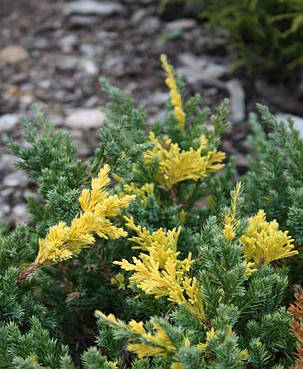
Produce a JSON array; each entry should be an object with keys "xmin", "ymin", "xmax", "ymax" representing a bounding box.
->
[
  {"xmin": 34, "ymin": 165, "xmax": 134, "ymax": 266},
  {"xmin": 223, "ymin": 182, "xmax": 242, "ymax": 242},
  {"xmin": 240, "ymin": 209, "xmax": 298, "ymax": 267},
  {"xmin": 160, "ymin": 54, "xmax": 186, "ymax": 132},
  {"xmin": 144, "ymin": 134, "xmax": 225, "ymax": 189}
]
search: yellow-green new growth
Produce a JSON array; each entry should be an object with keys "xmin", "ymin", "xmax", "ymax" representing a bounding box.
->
[
  {"xmin": 114, "ymin": 216, "xmax": 205, "ymax": 320},
  {"xmin": 95, "ymin": 311, "xmax": 185, "ymax": 368},
  {"xmin": 144, "ymin": 132, "xmax": 225, "ymax": 189},
  {"xmin": 223, "ymin": 183, "xmax": 242, "ymax": 242},
  {"xmin": 160, "ymin": 54, "xmax": 186, "ymax": 132},
  {"xmin": 121, "ymin": 182, "xmax": 154, "ymax": 205},
  {"xmin": 197, "ymin": 326, "xmax": 248, "ymax": 362},
  {"xmin": 35, "ymin": 165, "xmax": 135, "ymax": 265},
  {"xmin": 240, "ymin": 209, "xmax": 298, "ymax": 268}
]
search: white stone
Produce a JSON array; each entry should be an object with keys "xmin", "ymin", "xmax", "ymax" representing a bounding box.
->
[
  {"xmin": 2, "ymin": 172, "xmax": 28, "ymax": 187},
  {"xmin": 177, "ymin": 53, "xmax": 230, "ymax": 84},
  {"xmin": 56, "ymin": 55, "xmax": 78, "ymax": 71},
  {"xmin": 0, "ymin": 114, "xmax": 19, "ymax": 132},
  {"xmin": 276, "ymin": 113, "xmax": 303, "ymax": 138},
  {"xmin": 79, "ymin": 58, "xmax": 98, "ymax": 75},
  {"xmin": 79, "ymin": 43, "xmax": 96, "ymax": 57},
  {"xmin": 13, "ymin": 203, "xmax": 27, "ymax": 217},
  {"xmin": 68, "ymin": 15, "xmax": 99, "ymax": 26},
  {"xmin": 0, "ymin": 202, "xmax": 10, "ymax": 217},
  {"xmin": 226, "ymin": 79, "xmax": 245, "ymax": 123},
  {"xmin": 65, "ymin": 109, "xmax": 106, "ymax": 129},
  {"xmin": 0, "ymin": 45, "xmax": 29, "ymax": 64},
  {"xmin": 64, "ymin": 1, "xmax": 124, "ymax": 16},
  {"xmin": 58, "ymin": 34, "xmax": 78, "ymax": 52},
  {"xmin": 0, "ymin": 154, "xmax": 16, "ymax": 169},
  {"xmin": 165, "ymin": 19, "xmax": 196, "ymax": 31}
]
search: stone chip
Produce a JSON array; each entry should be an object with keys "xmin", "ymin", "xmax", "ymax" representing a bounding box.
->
[
  {"xmin": 0, "ymin": 45, "xmax": 30, "ymax": 64},
  {"xmin": 65, "ymin": 109, "xmax": 106, "ymax": 129},
  {"xmin": 64, "ymin": 1, "xmax": 124, "ymax": 16}
]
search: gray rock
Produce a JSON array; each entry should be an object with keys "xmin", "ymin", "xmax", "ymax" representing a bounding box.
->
[
  {"xmin": 48, "ymin": 115, "xmax": 64, "ymax": 126},
  {"xmin": 0, "ymin": 188, "xmax": 13, "ymax": 198},
  {"xmin": 58, "ymin": 34, "xmax": 78, "ymax": 52},
  {"xmin": 139, "ymin": 17, "xmax": 160, "ymax": 34},
  {"xmin": 0, "ymin": 114, "xmax": 19, "ymax": 132},
  {"xmin": 2, "ymin": 172, "xmax": 28, "ymax": 187},
  {"xmin": 56, "ymin": 55, "xmax": 98, "ymax": 75},
  {"xmin": 225, "ymin": 79, "xmax": 245, "ymax": 123},
  {"xmin": 177, "ymin": 53, "xmax": 230, "ymax": 84},
  {"xmin": 0, "ymin": 45, "xmax": 30, "ymax": 64},
  {"xmin": 79, "ymin": 43, "xmax": 96, "ymax": 57},
  {"xmin": 276, "ymin": 113, "xmax": 303, "ymax": 138},
  {"xmin": 79, "ymin": 58, "xmax": 98, "ymax": 75},
  {"xmin": 97, "ymin": 30, "xmax": 117, "ymax": 40},
  {"xmin": 103, "ymin": 55, "xmax": 124, "ymax": 76},
  {"xmin": 33, "ymin": 38, "xmax": 49, "ymax": 50},
  {"xmin": 0, "ymin": 154, "xmax": 16, "ymax": 170},
  {"xmin": 165, "ymin": 19, "xmax": 196, "ymax": 31},
  {"xmin": 0, "ymin": 202, "xmax": 10, "ymax": 217},
  {"xmin": 56, "ymin": 55, "xmax": 78, "ymax": 71},
  {"xmin": 131, "ymin": 9, "xmax": 150, "ymax": 25},
  {"xmin": 84, "ymin": 95, "xmax": 99, "ymax": 108},
  {"xmin": 141, "ymin": 91, "xmax": 168, "ymax": 106},
  {"xmin": 68, "ymin": 15, "xmax": 100, "ymax": 26},
  {"xmin": 19, "ymin": 95, "xmax": 34, "ymax": 108},
  {"xmin": 64, "ymin": 1, "xmax": 124, "ymax": 16},
  {"xmin": 65, "ymin": 109, "xmax": 106, "ymax": 129},
  {"xmin": 12, "ymin": 203, "xmax": 31, "ymax": 224},
  {"xmin": 13, "ymin": 203, "xmax": 27, "ymax": 217},
  {"xmin": 38, "ymin": 80, "xmax": 51, "ymax": 89}
]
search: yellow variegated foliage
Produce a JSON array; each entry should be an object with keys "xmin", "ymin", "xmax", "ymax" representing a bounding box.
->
[
  {"xmin": 244, "ymin": 260, "xmax": 258, "ymax": 276},
  {"xmin": 122, "ymin": 182, "xmax": 154, "ymax": 205},
  {"xmin": 115, "ymin": 216, "xmax": 205, "ymax": 320},
  {"xmin": 223, "ymin": 183, "xmax": 242, "ymax": 242},
  {"xmin": 35, "ymin": 165, "xmax": 135, "ymax": 265},
  {"xmin": 95, "ymin": 311, "xmax": 178, "ymax": 358},
  {"xmin": 178, "ymin": 209, "xmax": 187, "ymax": 224},
  {"xmin": 128, "ymin": 321, "xmax": 177, "ymax": 358},
  {"xmin": 144, "ymin": 132, "xmax": 225, "ymax": 189},
  {"xmin": 170, "ymin": 363, "xmax": 183, "ymax": 369},
  {"xmin": 240, "ymin": 209, "xmax": 298, "ymax": 268},
  {"xmin": 197, "ymin": 326, "xmax": 248, "ymax": 361},
  {"xmin": 197, "ymin": 327, "xmax": 216, "ymax": 352},
  {"xmin": 160, "ymin": 54, "xmax": 186, "ymax": 132},
  {"xmin": 110, "ymin": 272, "xmax": 126, "ymax": 290}
]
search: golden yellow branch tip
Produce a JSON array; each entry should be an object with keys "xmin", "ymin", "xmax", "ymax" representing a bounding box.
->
[
  {"xmin": 240, "ymin": 209, "xmax": 298, "ymax": 268},
  {"xmin": 160, "ymin": 54, "xmax": 186, "ymax": 132},
  {"xmin": 223, "ymin": 182, "xmax": 242, "ymax": 242},
  {"xmin": 144, "ymin": 132, "xmax": 225, "ymax": 189},
  {"xmin": 34, "ymin": 164, "xmax": 135, "ymax": 266},
  {"xmin": 115, "ymin": 217, "xmax": 205, "ymax": 320}
]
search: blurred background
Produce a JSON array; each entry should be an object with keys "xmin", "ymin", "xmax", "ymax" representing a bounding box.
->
[{"xmin": 1, "ymin": 0, "xmax": 303, "ymax": 225}]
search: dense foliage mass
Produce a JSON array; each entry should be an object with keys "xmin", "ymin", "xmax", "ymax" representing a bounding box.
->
[
  {"xmin": 160, "ymin": 0, "xmax": 303, "ymax": 74},
  {"xmin": 1, "ymin": 56, "xmax": 303, "ymax": 368},
  {"xmin": 203, "ymin": 0, "xmax": 303, "ymax": 73}
]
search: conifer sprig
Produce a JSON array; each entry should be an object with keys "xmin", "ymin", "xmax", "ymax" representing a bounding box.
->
[
  {"xmin": 240, "ymin": 209, "xmax": 298, "ymax": 268},
  {"xmin": 144, "ymin": 132, "xmax": 225, "ymax": 190},
  {"xmin": 18, "ymin": 165, "xmax": 135, "ymax": 281},
  {"xmin": 160, "ymin": 54, "xmax": 186, "ymax": 132},
  {"xmin": 115, "ymin": 216, "xmax": 205, "ymax": 321}
]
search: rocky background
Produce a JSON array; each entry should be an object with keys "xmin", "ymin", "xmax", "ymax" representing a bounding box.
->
[{"xmin": 1, "ymin": 0, "xmax": 303, "ymax": 226}]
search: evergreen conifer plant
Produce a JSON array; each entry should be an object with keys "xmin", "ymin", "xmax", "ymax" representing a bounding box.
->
[{"xmin": 0, "ymin": 56, "xmax": 301, "ymax": 368}]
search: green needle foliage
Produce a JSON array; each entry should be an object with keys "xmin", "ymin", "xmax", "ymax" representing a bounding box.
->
[{"xmin": 0, "ymin": 57, "xmax": 301, "ymax": 368}]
